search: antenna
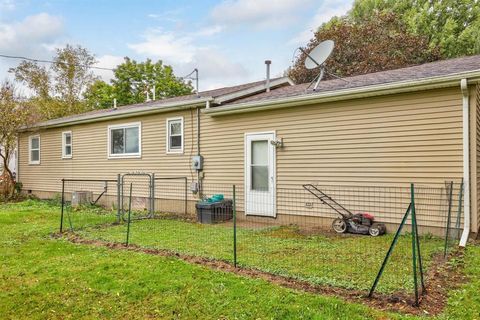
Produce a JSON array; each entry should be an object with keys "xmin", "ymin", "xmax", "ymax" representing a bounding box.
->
[
  {"xmin": 182, "ymin": 68, "xmax": 200, "ymax": 97},
  {"xmin": 298, "ymin": 40, "xmax": 334, "ymax": 91}
]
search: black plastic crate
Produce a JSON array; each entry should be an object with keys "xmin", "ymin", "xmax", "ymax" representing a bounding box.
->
[{"xmin": 196, "ymin": 199, "xmax": 233, "ymax": 224}]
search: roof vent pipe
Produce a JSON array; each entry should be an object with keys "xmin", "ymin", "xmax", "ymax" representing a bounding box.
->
[
  {"xmin": 113, "ymin": 98, "xmax": 117, "ymax": 110},
  {"xmin": 265, "ymin": 60, "xmax": 271, "ymax": 92}
]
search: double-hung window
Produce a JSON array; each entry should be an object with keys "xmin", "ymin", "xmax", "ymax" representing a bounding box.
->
[
  {"xmin": 62, "ymin": 131, "xmax": 72, "ymax": 159},
  {"xmin": 29, "ymin": 135, "xmax": 40, "ymax": 165},
  {"xmin": 108, "ymin": 122, "xmax": 141, "ymax": 158},
  {"xmin": 166, "ymin": 117, "xmax": 183, "ymax": 153}
]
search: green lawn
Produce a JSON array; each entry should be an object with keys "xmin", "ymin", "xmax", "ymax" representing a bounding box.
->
[
  {"xmin": 70, "ymin": 208, "xmax": 445, "ymax": 293},
  {"xmin": 1, "ymin": 200, "xmax": 479, "ymax": 319}
]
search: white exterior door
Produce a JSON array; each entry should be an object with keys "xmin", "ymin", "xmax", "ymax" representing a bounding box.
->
[{"xmin": 245, "ymin": 132, "xmax": 276, "ymax": 217}]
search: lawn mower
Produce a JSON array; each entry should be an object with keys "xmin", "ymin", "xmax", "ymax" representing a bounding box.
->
[{"xmin": 303, "ymin": 184, "xmax": 386, "ymax": 236}]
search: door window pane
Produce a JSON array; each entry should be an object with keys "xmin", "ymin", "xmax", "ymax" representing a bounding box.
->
[
  {"xmin": 111, "ymin": 128, "xmax": 124, "ymax": 154},
  {"xmin": 125, "ymin": 127, "xmax": 139, "ymax": 153},
  {"xmin": 251, "ymin": 140, "xmax": 269, "ymax": 191},
  {"xmin": 251, "ymin": 140, "xmax": 268, "ymax": 165},
  {"xmin": 252, "ymin": 166, "xmax": 268, "ymax": 191}
]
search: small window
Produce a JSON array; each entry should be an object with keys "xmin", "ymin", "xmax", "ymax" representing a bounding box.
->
[
  {"xmin": 29, "ymin": 135, "xmax": 40, "ymax": 165},
  {"xmin": 62, "ymin": 131, "xmax": 72, "ymax": 159},
  {"xmin": 167, "ymin": 117, "xmax": 183, "ymax": 153},
  {"xmin": 108, "ymin": 123, "xmax": 141, "ymax": 158}
]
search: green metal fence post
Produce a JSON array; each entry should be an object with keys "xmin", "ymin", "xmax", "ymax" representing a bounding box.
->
[
  {"xmin": 233, "ymin": 184, "xmax": 237, "ymax": 268},
  {"xmin": 444, "ymin": 181, "xmax": 454, "ymax": 258},
  {"xmin": 60, "ymin": 178, "xmax": 65, "ymax": 233},
  {"xmin": 66, "ymin": 189, "xmax": 74, "ymax": 232},
  {"xmin": 411, "ymin": 183, "xmax": 419, "ymax": 306},
  {"xmin": 116, "ymin": 173, "xmax": 121, "ymax": 222},
  {"xmin": 414, "ymin": 207, "xmax": 426, "ymax": 294},
  {"xmin": 184, "ymin": 177, "xmax": 188, "ymax": 216},
  {"xmin": 125, "ymin": 183, "xmax": 133, "ymax": 246},
  {"xmin": 151, "ymin": 173, "xmax": 155, "ymax": 217},
  {"xmin": 369, "ymin": 203, "xmax": 411, "ymax": 298}
]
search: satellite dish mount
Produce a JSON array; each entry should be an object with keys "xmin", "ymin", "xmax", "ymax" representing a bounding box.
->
[{"xmin": 299, "ymin": 40, "xmax": 334, "ymax": 91}]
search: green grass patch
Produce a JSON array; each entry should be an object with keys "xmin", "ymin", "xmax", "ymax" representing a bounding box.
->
[
  {"xmin": 68, "ymin": 207, "xmax": 445, "ymax": 293},
  {"xmin": 4, "ymin": 200, "xmax": 480, "ymax": 319},
  {"xmin": 1, "ymin": 199, "xmax": 397, "ymax": 319}
]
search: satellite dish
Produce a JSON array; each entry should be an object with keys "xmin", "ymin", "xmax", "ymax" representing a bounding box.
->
[
  {"xmin": 304, "ymin": 40, "xmax": 334, "ymax": 69},
  {"xmin": 297, "ymin": 40, "xmax": 335, "ymax": 91}
]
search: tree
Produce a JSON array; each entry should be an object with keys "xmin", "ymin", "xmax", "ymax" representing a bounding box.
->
[
  {"xmin": 84, "ymin": 79, "xmax": 115, "ymax": 109},
  {"xmin": 84, "ymin": 58, "xmax": 193, "ymax": 108},
  {"xmin": 288, "ymin": 12, "xmax": 440, "ymax": 84},
  {"xmin": 349, "ymin": 0, "xmax": 480, "ymax": 58},
  {"xmin": 0, "ymin": 82, "xmax": 32, "ymax": 199},
  {"xmin": 10, "ymin": 45, "xmax": 98, "ymax": 119}
]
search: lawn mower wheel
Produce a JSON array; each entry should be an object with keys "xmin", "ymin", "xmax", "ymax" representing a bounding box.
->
[{"xmin": 332, "ymin": 218, "xmax": 347, "ymax": 233}]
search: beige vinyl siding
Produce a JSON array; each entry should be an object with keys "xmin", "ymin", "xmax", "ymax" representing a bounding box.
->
[
  {"xmin": 201, "ymin": 88, "xmax": 463, "ymax": 186},
  {"xmin": 201, "ymin": 87, "xmax": 464, "ymax": 229},
  {"xmin": 17, "ymin": 87, "xmax": 468, "ymax": 231},
  {"xmin": 18, "ymin": 109, "xmax": 198, "ymax": 196}
]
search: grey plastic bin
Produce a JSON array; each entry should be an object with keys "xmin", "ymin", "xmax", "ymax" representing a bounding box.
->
[{"xmin": 195, "ymin": 199, "xmax": 233, "ymax": 224}]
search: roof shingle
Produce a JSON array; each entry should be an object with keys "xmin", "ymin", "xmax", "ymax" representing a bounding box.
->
[{"xmin": 227, "ymin": 55, "xmax": 480, "ymax": 105}]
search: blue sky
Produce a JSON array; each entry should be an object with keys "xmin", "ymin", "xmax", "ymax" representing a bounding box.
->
[{"xmin": 0, "ymin": 0, "xmax": 353, "ymax": 90}]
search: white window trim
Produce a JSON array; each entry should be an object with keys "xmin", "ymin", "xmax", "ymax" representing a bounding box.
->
[
  {"xmin": 28, "ymin": 134, "xmax": 40, "ymax": 165},
  {"xmin": 107, "ymin": 122, "xmax": 142, "ymax": 159},
  {"xmin": 166, "ymin": 117, "xmax": 184, "ymax": 154},
  {"xmin": 62, "ymin": 131, "xmax": 73, "ymax": 159}
]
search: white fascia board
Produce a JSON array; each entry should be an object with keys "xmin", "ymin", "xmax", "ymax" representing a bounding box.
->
[{"xmin": 22, "ymin": 98, "xmax": 213, "ymax": 131}]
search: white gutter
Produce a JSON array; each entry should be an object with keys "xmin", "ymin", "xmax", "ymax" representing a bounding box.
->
[
  {"xmin": 204, "ymin": 70, "xmax": 480, "ymax": 116},
  {"xmin": 21, "ymin": 98, "xmax": 213, "ymax": 131},
  {"xmin": 460, "ymin": 78, "xmax": 471, "ymax": 247}
]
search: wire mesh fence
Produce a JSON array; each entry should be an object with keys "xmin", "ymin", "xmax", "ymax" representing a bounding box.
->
[
  {"xmin": 59, "ymin": 175, "xmax": 464, "ymax": 305},
  {"xmin": 234, "ymin": 182, "xmax": 462, "ymax": 296},
  {"xmin": 442, "ymin": 180, "xmax": 464, "ymax": 258},
  {"xmin": 60, "ymin": 179, "xmax": 119, "ymax": 233}
]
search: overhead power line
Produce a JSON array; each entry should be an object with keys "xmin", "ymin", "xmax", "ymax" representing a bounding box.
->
[
  {"xmin": 0, "ymin": 53, "xmax": 116, "ymax": 71},
  {"xmin": 0, "ymin": 53, "xmax": 195, "ymax": 88}
]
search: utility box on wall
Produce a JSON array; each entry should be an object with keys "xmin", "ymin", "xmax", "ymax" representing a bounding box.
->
[
  {"xmin": 192, "ymin": 155, "xmax": 203, "ymax": 170},
  {"xmin": 71, "ymin": 191, "xmax": 92, "ymax": 207}
]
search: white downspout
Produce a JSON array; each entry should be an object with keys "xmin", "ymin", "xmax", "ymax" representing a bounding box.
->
[{"xmin": 460, "ymin": 78, "xmax": 471, "ymax": 247}]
